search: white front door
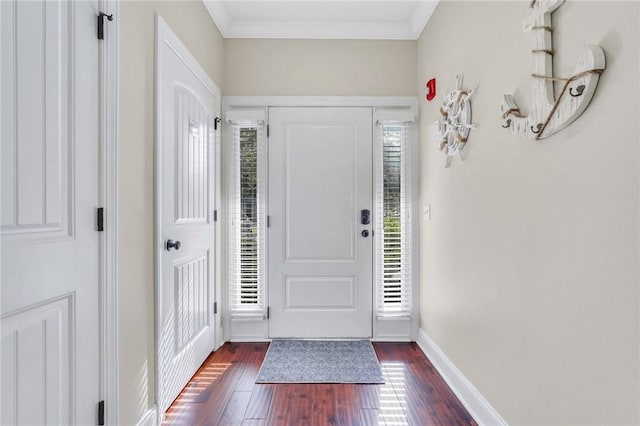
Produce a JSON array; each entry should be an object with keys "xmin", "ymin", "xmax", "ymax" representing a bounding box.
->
[
  {"xmin": 156, "ymin": 17, "xmax": 220, "ymax": 416},
  {"xmin": 1, "ymin": 1, "xmax": 101, "ymax": 424},
  {"xmin": 268, "ymin": 107, "xmax": 373, "ymax": 338}
]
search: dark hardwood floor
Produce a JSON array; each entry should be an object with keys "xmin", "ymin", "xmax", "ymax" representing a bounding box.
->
[{"xmin": 163, "ymin": 342, "xmax": 477, "ymax": 426}]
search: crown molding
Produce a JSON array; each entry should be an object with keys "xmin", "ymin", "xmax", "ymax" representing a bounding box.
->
[
  {"xmin": 203, "ymin": 1, "xmax": 231, "ymax": 37},
  {"xmin": 203, "ymin": 1, "xmax": 439, "ymax": 40},
  {"xmin": 410, "ymin": 0, "xmax": 439, "ymax": 38}
]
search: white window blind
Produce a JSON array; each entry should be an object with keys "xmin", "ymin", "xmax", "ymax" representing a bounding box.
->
[
  {"xmin": 375, "ymin": 122, "xmax": 413, "ymax": 317},
  {"xmin": 229, "ymin": 123, "xmax": 266, "ymax": 317}
]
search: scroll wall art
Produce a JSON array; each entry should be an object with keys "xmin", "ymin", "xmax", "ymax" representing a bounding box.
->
[{"xmin": 501, "ymin": 0, "xmax": 606, "ymax": 139}]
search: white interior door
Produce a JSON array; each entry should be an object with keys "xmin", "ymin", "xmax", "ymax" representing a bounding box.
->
[
  {"xmin": 156, "ymin": 17, "xmax": 220, "ymax": 416},
  {"xmin": 1, "ymin": 1, "xmax": 101, "ymax": 424},
  {"xmin": 268, "ymin": 107, "xmax": 373, "ymax": 338}
]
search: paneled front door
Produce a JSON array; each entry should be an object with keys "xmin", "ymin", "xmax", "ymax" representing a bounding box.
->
[{"xmin": 268, "ymin": 107, "xmax": 373, "ymax": 338}]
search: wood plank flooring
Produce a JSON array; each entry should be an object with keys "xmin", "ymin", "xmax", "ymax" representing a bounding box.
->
[{"xmin": 163, "ymin": 342, "xmax": 477, "ymax": 426}]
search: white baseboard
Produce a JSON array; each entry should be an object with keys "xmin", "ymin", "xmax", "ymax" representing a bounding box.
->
[
  {"xmin": 417, "ymin": 328, "xmax": 508, "ymax": 426},
  {"xmin": 136, "ymin": 405, "xmax": 158, "ymax": 426}
]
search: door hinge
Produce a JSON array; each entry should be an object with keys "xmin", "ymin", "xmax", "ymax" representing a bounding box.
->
[
  {"xmin": 266, "ymin": 215, "xmax": 270, "ymax": 228},
  {"xmin": 214, "ymin": 117, "xmax": 221, "ymax": 131},
  {"xmin": 97, "ymin": 12, "xmax": 113, "ymax": 40},
  {"xmin": 97, "ymin": 208, "xmax": 104, "ymax": 232},
  {"xmin": 266, "ymin": 306, "xmax": 270, "ymax": 319},
  {"xmin": 213, "ymin": 210, "xmax": 218, "ymax": 222},
  {"xmin": 214, "ymin": 302, "xmax": 218, "ymax": 314},
  {"xmin": 98, "ymin": 400, "xmax": 105, "ymax": 426},
  {"xmin": 266, "ymin": 124, "xmax": 270, "ymax": 137}
]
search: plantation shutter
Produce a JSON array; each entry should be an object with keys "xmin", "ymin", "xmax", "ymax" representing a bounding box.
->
[
  {"xmin": 375, "ymin": 110, "xmax": 414, "ymax": 317},
  {"xmin": 228, "ymin": 111, "xmax": 266, "ymax": 317}
]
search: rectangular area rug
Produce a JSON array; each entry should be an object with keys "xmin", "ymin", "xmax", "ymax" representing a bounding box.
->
[{"xmin": 255, "ymin": 339, "xmax": 384, "ymax": 384}]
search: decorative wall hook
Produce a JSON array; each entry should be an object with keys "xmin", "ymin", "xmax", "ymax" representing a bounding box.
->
[
  {"xmin": 437, "ymin": 74, "xmax": 476, "ymax": 168},
  {"xmin": 500, "ymin": 0, "xmax": 605, "ymax": 140}
]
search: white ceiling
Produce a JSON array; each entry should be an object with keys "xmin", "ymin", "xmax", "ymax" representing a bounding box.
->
[{"xmin": 203, "ymin": 1, "xmax": 440, "ymax": 40}]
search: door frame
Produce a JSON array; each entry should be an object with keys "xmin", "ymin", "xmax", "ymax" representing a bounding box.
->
[
  {"xmin": 99, "ymin": 0, "xmax": 120, "ymax": 424},
  {"xmin": 154, "ymin": 15, "xmax": 223, "ymax": 420},
  {"xmin": 222, "ymin": 96, "xmax": 420, "ymax": 342}
]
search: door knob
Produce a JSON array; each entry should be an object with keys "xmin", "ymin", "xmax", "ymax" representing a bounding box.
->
[
  {"xmin": 361, "ymin": 230, "xmax": 369, "ymax": 238},
  {"xmin": 166, "ymin": 239, "xmax": 181, "ymax": 251}
]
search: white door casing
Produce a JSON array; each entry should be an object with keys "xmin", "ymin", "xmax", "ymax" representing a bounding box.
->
[
  {"xmin": 268, "ymin": 107, "xmax": 373, "ymax": 338},
  {"xmin": 156, "ymin": 17, "xmax": 220, "ymax": 417},
  {"xmin": 1, "ymin": 1, "xmax": 101, "ymax": 424}
]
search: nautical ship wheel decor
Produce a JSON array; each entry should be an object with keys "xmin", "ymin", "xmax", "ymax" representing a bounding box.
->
[
  {"xmin": 501, "ymin": 0, "xmax": 606, "ymax": 140},
  {"xmin": 438, "ymin": 74, "xmax": 476, "ymax": 168}
]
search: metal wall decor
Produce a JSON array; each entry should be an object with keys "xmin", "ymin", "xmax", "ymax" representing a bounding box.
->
[
  {"xmin": 500, "ymin": 0, "xmax": 606, "ymax": 140},
  {"xmin": 438, "ymin": 74, "xmax": 475, "ymax": 168}
]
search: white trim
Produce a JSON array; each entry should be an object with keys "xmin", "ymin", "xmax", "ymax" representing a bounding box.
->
[
  {"xmin": 202, "ymin": 0, "xmax": 440, "ymax": 40},
  {"xmin": 229, "ymin": 337, "xmax": 270, "ymax": 343},
  {"xmin": 221, "ymin": 121, "xmax": 233, "ymax": 343},
  {"xmin": 371, "ymin": 337, "xmax": 411, "ymax": 342},
  {"xmin": 410, "ymin": 0, "xmax": 439, "ymax": 38},
  {"xmin": 417, "ymin": 329, "xmax": 508, "ymax": 426},
  {"xmin": 410, "ymin": 122, "xmax": 420, "ymax": 342},
  {"xmin": 202, "ymin": 1, "xmax": 231, "ymax": 37},
  {"xmin": 224, "ymin": 96, "xmax": 418, "ymax": 110},
  {"xmin": 99, "ymin": 0, "xmax": 119, "ymax": 424},
  {"xmin": 137, "ymin": 405, "xmax": 158, "ymax": 426},
  {"xmin": 213, "ymin": 85, "xmax": 224, "ymax": 351},
  {"xmin": 225, "ymin": 109, "xmax": 265, "ymax": 124},
  {"xmin": 223, "ymin": 97, "xmax": 419, "ymax": 342},
  {"xmin": 212, "ymin": 21, "xmax": 417, "ymax": 41},
  {"xmin": 375, "ymin": 109, "xmax": 416, "ymax": 123}
]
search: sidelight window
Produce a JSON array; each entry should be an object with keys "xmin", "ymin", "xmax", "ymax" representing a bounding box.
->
[
  {"xmin": 375, "ymin": 121, "xmax": 413, "ymax": 317},
  {"xmin": 229, "ymin": 122, "xmax": 266, "ymax": 317}
]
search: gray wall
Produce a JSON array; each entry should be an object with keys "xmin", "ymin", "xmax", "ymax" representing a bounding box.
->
[
  {"xmin": 417, "ymin": 1, "xmax": 639, "ymax": 424},
  {"xmin": 117, "ymin": 1, "xmax": 640, "ymax": 424},
  {"xmin": 224, "ymin": 38, "xmax": 417, "ymax": 96},
  {"xmin": 118, "ymin": 6, "xmax": 417, "ymax": 424},
  {"xmin": 118, "ymin": 1, "xmax": 224, "ymax": 424}
]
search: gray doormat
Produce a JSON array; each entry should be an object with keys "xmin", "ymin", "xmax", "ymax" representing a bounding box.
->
[{"xmin": 255, "ymin": 339, "xmax": 385, "ymax": 384}]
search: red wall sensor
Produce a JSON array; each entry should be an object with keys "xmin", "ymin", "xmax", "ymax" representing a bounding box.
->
[{"xmin": 425, "ymin": 78, "xmax": 436, "ymax": 102}]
